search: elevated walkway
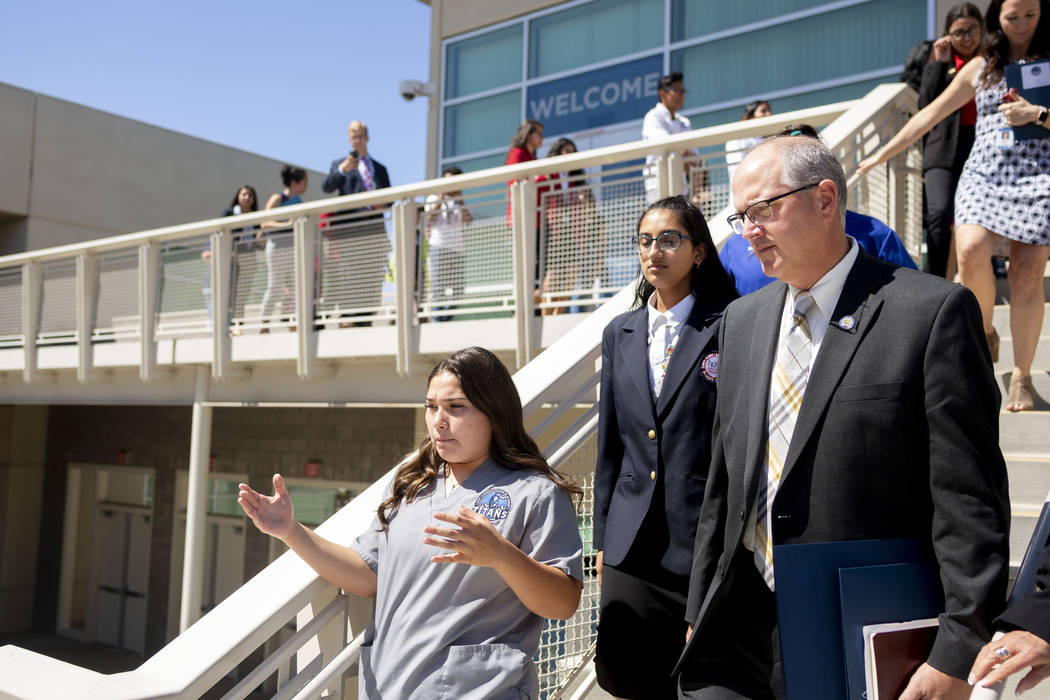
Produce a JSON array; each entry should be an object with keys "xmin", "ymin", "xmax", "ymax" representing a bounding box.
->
[{"xmin": 5, "ymin": 83, "xmax": 1023, "ymax": 699}]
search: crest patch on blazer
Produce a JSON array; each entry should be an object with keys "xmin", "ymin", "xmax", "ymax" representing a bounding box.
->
[{"xmin": 700, "ymin": 352, "xmax": 719, "ymax": 381}]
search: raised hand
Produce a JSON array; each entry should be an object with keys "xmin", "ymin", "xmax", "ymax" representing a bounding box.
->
[
  {"xmin": 424, "ymin": 505, "xmax": 513, "ymax": 567},
  {"xmin": 932, "ymin": 35, "xmax": 953, "ymax": 63},
  {"xmin": 238, "ymin": 474, "xmax": 296, "ymax": 539}
]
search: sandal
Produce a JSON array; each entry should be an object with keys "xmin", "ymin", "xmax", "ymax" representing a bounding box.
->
[
  {"xmin": 985, "ymin": 329, "xmax": 1000, "ymax": 364},
  {"xmin": 1007, "ymin": 374, "xmax": 1036, "ymax": 412}
]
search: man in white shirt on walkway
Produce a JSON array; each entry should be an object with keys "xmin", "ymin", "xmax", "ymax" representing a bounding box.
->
[{"xmin": 643, "ymin": 72, "xmax": 693, "ymax": 203}]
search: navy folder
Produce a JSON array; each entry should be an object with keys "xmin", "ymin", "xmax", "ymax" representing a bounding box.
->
[
  {"xmin": 1005, "ymin": 60, "xmax": 1050, "ymax": 141},
  {"xmin": 838, "ymin": 562, "xmax": 943, "ymax": 699},
  {"xmin": 773, "ymin": 538, "xmax": 936, "ymax": 700}
]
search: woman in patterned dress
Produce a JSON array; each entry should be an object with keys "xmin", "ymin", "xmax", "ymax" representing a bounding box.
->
[{"xmin": 859, "ymin": 0, "xmax": 1050, "ymax": 410}]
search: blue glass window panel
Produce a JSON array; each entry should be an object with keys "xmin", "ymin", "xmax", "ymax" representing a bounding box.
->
[
  {"xmin": 670, "ymin": 0, "xmax": 924, "ymax": 110},
  {"xmin": 685, "ymin": 76, "xmax": 892, "ymax": 130},
  {"xmin": 671, "ymin": 0, "xmax": 830, "ymax": 41},
  {"xmin": 528, "ymin": 0, "xmax": 664, "ymax": 78},
  {"xmin": 443, "ymin": 91, "xmax": 521, "ymax": 158},
  {"xmin": 446, "ymin": 25, "xmax": 523, "ymax": 99}
]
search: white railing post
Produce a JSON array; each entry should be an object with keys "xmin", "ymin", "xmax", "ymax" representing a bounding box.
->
[
  {"xmin": 211, "ymin": 228, "xmax": 232, "ymax": 380},
  {"xmin": 76, "ymin": 251, "xmax": 96, "ymax": 383},
  {"xmin": 666, "ymin": 151, "xmax": 685, "ymax": 198},
  {"xmin": 138, "ymin": 242, "xmax": 158, "ymax": 382},
  {"xmin": 293, "ymin": 215, "xmax": 316, "ymax": 379},
  {"xmin": 295, "ymin": 587, "xmax": 348, "ymax": 699},
  {"xmin": 21, "ymin": 261, "xmax": 39, "ymax": 383},
  {"xmin": 393, "ymin": 199, "xmax": 417, "ymax": 378},
  {"xmin": 512, "ymin": 180, "xmax": 538, "ymax": 368},
  {"xmin": 656, "ymin": 153, "xmax": 671, "ymax": 200},
  {"xmin": 180, "ymin": 365, "xmax": 212, "ymax": 633}
]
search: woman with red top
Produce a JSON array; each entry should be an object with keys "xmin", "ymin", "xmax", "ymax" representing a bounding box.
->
[
  {"xmin": 505, "ymin": 120, "xmax": 546, "ymax": 301},
  {"xmin": 918, "ymin": 2, "xmax": 984, "ymax": 279},
  {"xmin": 505, "ymin": 119, "xmax": 545, "ymax": 225}
]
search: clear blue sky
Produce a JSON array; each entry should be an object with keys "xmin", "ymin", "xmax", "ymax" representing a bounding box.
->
[{"xmin": 0, "ymin": 1, "xmax": 433, "ymax": 186}]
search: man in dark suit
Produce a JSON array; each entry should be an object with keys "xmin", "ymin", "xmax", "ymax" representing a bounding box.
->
[
  {"xmin": 676, "ymin": 136, "xmax": 1009, "ymax": 699},
  {"xmin": 321, "ymin": 120, "xmax": 391, "ymax": 196},
  {"xmin": 319, "ymin": 121, "xmax": 392, "ymax": 320}
]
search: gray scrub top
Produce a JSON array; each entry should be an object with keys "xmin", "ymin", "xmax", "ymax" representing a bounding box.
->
[{"xmin": 351, "ymin": 459, "xmax": 584, "ymax": 699}]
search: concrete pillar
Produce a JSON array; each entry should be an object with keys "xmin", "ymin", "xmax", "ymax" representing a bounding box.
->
[
  {"xmin": 0, "ymin": 405, "xmax": 48, "ymax": 634},
  {"xmin": 179, "ymin": 366, "xmax": 212, "ymax": 632}
]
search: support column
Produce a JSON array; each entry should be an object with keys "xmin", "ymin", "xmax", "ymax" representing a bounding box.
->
[{"xmin": 180, "ymin": 366, "xmax": 212, "ymax": 632}]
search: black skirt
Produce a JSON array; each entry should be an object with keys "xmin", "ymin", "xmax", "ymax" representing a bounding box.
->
[{"xmin": 595, "ymin": 560, "xmax": 690, "ymax": 699}]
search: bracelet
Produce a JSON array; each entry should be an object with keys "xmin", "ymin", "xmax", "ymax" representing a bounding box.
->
[{"xmin": 1038, "ymin": 107, "xmax": 1049, "ymax": 126}]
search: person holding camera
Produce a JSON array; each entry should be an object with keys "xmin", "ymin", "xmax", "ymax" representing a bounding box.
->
[
  {"xmin": 320, "ymin": 120, "xmax": 393, "ymax": 322},
  {"xmin": 322, "ymin": 120, "xmax": 391, "ymax": 196}
]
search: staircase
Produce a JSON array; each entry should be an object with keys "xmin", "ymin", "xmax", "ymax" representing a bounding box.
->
[{"xmin": 992, "ymin": 288, "xmax": 1050, "ymax": 699}]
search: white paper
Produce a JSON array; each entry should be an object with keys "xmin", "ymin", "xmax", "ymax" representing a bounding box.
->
[{"xmin": 1021, "ymin": 61, "xmax": 1050, "ymax": 89}]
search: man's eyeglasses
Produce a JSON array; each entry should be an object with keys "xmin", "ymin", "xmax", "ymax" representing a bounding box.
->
[
  {"xmin": 949, "ymin": 26, "xmax": 981, "ymax": 40},
  {"xmin": 631, "ymin": 231, "xmax": 697, "ymax": 253},
  {"xmin": 726, "ymin": 183, "xmax": 820, "ymax": 235}
]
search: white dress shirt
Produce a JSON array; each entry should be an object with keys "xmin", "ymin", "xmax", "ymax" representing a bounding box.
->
[{"xmin": 647, "ymin": 293, "xmax": 695, "ymax": 394}]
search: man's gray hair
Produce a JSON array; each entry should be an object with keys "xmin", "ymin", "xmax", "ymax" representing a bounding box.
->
[{"xmin": 750, "ymin": 136, "xmax": 847, "ymax": 226}]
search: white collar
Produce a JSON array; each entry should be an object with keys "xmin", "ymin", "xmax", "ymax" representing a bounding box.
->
[
  {"xmin": 786, "ymin": 236, "xmax": 858, "ymax": 326},
  {"xmin": 647, "ymin": 293, "xmax": 695, "ymax": 340}
]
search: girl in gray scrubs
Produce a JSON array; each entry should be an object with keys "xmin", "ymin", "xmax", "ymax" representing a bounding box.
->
[{"xmin": 238, "ymin": 347, "xmax": 584, "ymax": 699}]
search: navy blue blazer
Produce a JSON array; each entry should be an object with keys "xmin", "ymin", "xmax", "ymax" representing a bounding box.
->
[
  {"xmin": 321, "ymin": 156, "xmax": 391, "ymax": 196},
  {"xmin": 594, "ymin": 295, "xmax": 725, "ymax": 577}
]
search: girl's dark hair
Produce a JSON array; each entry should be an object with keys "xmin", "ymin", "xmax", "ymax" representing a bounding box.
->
[
  {"xmin": 945, "ymin": 2, "xmax": 983, "ymax": 35},
  {"xmin": 228, "ymin": 185, "xmax": 258, "ymax": 212},
  {"xmin": 280, "ymin": 164, "xmax": 307, "ymax": 187},
  {"xmin": 741, "ymin": 100, "xmax": 770, "ymax": 120},
  {"xmin": 509, "ymin": 119, "xmax": 543, "ymax": 152},
  {"xmin": 900, "ymin": 40, "xmax": 933, "ymax": 91},
  {"xmin": 631, "ymin": 196, "xmax": 739, "ymax": 310},
  {"xmin": 980, "ymin": 0, "xmax": 1050, "ymax": 86},
  {"xmin": 377, "ymin": 346, "xmax": 580, "ymax": 529},
  {"xmin": 547, "ymin": 137, "xmax": 586, "ymax": 181}
]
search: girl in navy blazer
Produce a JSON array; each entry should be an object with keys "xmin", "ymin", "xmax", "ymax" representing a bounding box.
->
[{"xmin": 593, "ymin": 196, "xmax": 737, "ymax": 698}]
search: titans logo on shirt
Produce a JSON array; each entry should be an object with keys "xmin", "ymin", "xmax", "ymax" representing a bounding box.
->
[{"xmin": 473, "ymin": 488, "xmax": 512, "ymax": 523}]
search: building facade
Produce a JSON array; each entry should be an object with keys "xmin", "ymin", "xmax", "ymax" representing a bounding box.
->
[{"xmin": 424, "ymin": 0, "xmax": 959, "ymax": 177}]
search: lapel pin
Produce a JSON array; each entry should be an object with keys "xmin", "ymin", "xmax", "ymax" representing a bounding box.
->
[{"xmin": 837, "ymin": 315, "xmax": 856, "ymax": 331}]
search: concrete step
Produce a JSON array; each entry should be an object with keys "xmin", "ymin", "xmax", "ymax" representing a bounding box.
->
[
  {"xmin": 1010, "ymin": 503, "xmax": 1043, "ymax": 567},
  {"xmin": 995, "ymin": 371, "xmax": 1050, "ymax": 411},
  {"xmin": 994, "ymin": 336, "xmax": 1050, "ymax": 374},
  {"xmin": 1000, "ymin": 410, "xmax": 1050, "ymax": 454},
  {"xmin": 991, "ymin": 304, "xmax": 1050, "ymax": 338},
  {"xmin": 1006, "ymin": 454, "xmax": 1050, "ymax": 505}
]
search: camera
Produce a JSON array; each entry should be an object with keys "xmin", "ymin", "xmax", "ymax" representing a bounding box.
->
[{"xmin": 399, "ymin": 80, "xmax": 434, "ymax": 102}]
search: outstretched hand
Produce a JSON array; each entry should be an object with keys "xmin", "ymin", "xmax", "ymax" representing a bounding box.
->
[
  {"xmin": 238, "ymin": 474, "xmax": 296, "ymax": 539},
  {"xmin": 424, "ymin": 505, "xmax": 513, "ymax": 568},
  {"xmin": 969, "ymin": 630, "xmax": 1050, "ymax": 695}
]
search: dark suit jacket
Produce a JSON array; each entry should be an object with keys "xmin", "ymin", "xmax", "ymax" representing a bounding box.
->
[
  {"xmin": 680, "ymin": 251, "xmax": 1009, "ymax": 679},
  {"xmin": 594, "ymin": 295, "xmax": 725, "ymax": 577},
  {"xmin": 321, "ymin": 155, "xmax": 391, "ymax": 196},
  {"xmin": 997, "ymin": 538, "xmax": 1050, "ymax": 642},
  {"xmin": 920, "ymin": 60, "xmax": 963, "ymax": 171}
]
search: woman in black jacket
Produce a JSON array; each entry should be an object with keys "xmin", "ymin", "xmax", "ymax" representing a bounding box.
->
[{"xmin": 918, "ymin": 2, "xmax": 983, "ymax": 279}]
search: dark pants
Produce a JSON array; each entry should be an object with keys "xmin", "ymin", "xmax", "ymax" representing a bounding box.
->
[
  {"xmin": 678, "ymin": 550, "xmax": 783, "ymax": 700},
  {"xmin": 923, "ymin": 125, "xmax": 975, "ymax": 278}
]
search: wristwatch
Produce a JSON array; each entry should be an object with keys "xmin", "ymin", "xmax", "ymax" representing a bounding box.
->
[{"xmin": 1038, "ymin": 106, "xmax": 1049, "ymax": 126}]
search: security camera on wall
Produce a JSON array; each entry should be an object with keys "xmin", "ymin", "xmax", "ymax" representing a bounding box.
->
[{"xmin": 399, "ymin": 80, "xmax": 435, "ymax": 102}]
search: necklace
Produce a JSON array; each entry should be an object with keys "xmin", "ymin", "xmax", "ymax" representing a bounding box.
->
[{"xmin": 444, "ymin": 464, "xmax": 458, "ymax": 497}]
